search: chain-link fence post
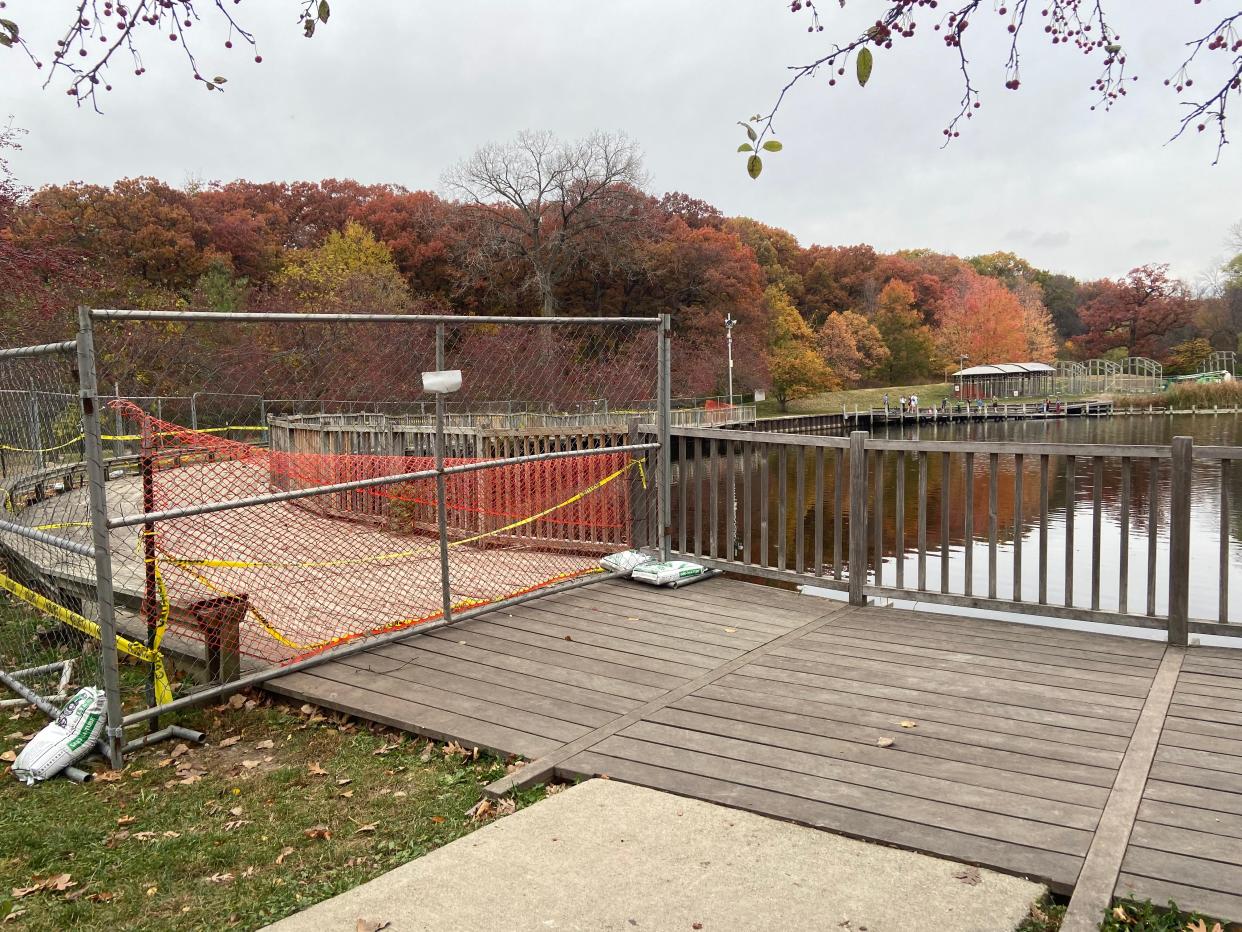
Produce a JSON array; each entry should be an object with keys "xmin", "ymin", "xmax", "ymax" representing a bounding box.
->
[
  {"xmin": 434, "ymin": 322, "xmax": 453, "ymax": 624},
  {"xmin": 27, "ymin": 386, "xmax": 44, "ymax": 471},
  {"xmin": 75, "ymin": 306, "xmax": 126, "ymax": 768},
  {"xmin": 658, "ymin": 313, "xmax": 672, "ymax": 561}
]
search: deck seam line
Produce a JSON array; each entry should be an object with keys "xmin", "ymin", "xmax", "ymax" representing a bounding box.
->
[
  {"xmin": 481, "ymin": 602, "xmax": 850, "ymax": 798},
  {"xmin": 1060, "ymin": 645, "xmax": 1185, "ymax": 932}
]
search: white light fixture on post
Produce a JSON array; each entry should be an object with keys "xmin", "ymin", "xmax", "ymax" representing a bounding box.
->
[{"xmin": 725, "ymin": 314, "xmax": 736, "ymax": 405}]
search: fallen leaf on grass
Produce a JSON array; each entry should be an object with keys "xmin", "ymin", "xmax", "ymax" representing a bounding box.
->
[
  {"xmin": 275, "ymin": 846, "xmax": 295, "ymax": 865},
  {"xmin": 954, "ymin": 866, "xmax": 981, "ymax": 886},
  {"xmin": 207, "ymin": 872, "xmax": 234, "ymax": 884},
  {"xmin": 1184, "ymin": 921, "xmax": 1224, "ymax": 932},
  {"xmin": 356, "ymin": 920, "xmax": 391, "ymax": 932},
  {"xmin": 876, "ymin": 738, "xmax": 894, "ymax": 748},
  {"xmin": 229, "ymin": 806, "xmax": 244, "ymax": 817},
  {"xmin": 240, "ymin": 759, "xmax": 262, "ymax": 770},
  {"xmin": 170, "ymin": 743, "xmax": 189, "ymax": 759},
  {"xmin": 87, "ymin": 891, "xmax": 114, "ymax": 903},
  {"xmin": 254, "ymin": 739, "xmax": 275, "ymax": 750},
  {"xmin": 545, "ymin": 783, "xmax": 566, "ymax": 797},
  {"xmin": 307, "ymin": 762, "xmax": 328, "ymax": 776},
  {"xmin": 228, "ymin": 694, "xmax": 246, "ymax": 710},
  {"xmin": 0, "ymin": 750, "xmax": 15, "ymax": 763},
  {"xmin": 467, "ymin": 799, "xmax": 494, "ymax": 821},
  {"xmin": 418, "ymin": 744, "xmax": 434, "ymax": 763},
  {"xmin": 339, "ymin": 790, "xmax": 354, "ymax": 799},
  {"xmin": 354, "ymin": 823, "xmax": 378, "ymax": 834},
  {"xmin": 116, "ymin": 816, "xmax": 136, "ymax": 827},
  {"xmin": 12, "ymin": 873, "xmax": 75, "ymax": 898},
  {"xmin": 429, "ymin": 815, "xmax": 444, "ymax": 823},
  {"xmin": 218, "ymin": 736, "xmax": 241, "ymax": 748},
  {"xmin": 495, "ymin": 798, "xmax": 516, "ymax": 817},
  {"xmin": 299, "ymin": 704, "xmax": 315, "ymax": 715},
  {"xmin": 94, "ymin": 770, "xmax": 124, "ymax": 782},
  {"xmin": 303, "ymin": 826, "xmax": 332, "ymax": 840},
  {"xmin": 2, "ymin": 909, "xmax": 26, "ymax": 924},
  {"xmin": 224, "ymin": 820, "xmax": 252, "ymax": 832},
  {"xmin": 336, "ymin": 778, "xmax": 352, "ymax": 787}
]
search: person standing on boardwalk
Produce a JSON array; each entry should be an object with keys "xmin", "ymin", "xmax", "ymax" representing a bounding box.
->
[
  {"xmin": 899, "ymin": 395, "xmax": 907, "ymax": 413},
  {"xmin": 883, "ymin": 392, "xmax": 890, "ymax": 413},
  {"xmin": 909, "ymin": 393, "xmax": 918, "ymax": 414}
]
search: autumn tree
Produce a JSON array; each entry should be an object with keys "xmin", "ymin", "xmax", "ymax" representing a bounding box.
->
[
  {"xmin": 1165, "ymin": 337, "xmax": 1214, "ymax": 375},
  {"xmin": 869, "ymin": 280, "xmax": 935, "ymax": 383},
  {"xmin": 444, "ymin": 131, "xmax": 649, "ymax": 317},
  {"xmin": 938, "ymin": 273, "xmax": 1055, "ymax": 364},
  {"xmin": 272, "ymin": 221, "xmax": 411, "ymax": 312},
  {"xmin": 766, "ymin": 285, "xmax": 836, "ymax": 410},
  {"xmin": 1078, "ymin": 264, "xmax": 1194, "ymax": 359},
  {"xmin": 818, "ymin": 311, "xmax": 889, "ymax": 386}
]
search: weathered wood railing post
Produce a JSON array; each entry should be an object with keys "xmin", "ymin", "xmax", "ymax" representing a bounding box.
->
[
  {"xmin": 1167, "ymin": 435, "xmax": 1193, "ymax": 647},
  {"xmin": 848, "ymin": 431, "xmax": 869, "ymax": 606}
]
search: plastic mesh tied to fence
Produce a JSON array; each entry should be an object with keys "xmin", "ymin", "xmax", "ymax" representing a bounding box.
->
[{"xmin": 110, "ymin": 400, "xmax": 644, "ymax": 665}]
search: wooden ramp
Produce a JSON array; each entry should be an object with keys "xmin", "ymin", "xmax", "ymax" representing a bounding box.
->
[{"xmin": 266, "ymin": 576, "xmax": 1242, "ymax": 924}]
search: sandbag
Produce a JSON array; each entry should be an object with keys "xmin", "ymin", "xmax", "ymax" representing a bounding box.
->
[
  {"xmin": 599, "ymin": 550, "xmax": 654, "ymax": 577},
  {"xmin": 11, "ymin": 687, "xmax": 106, "ymax": 786},
  {"xmin": 630, "ymin": 560, "xmax": 707, "ymax": 587}
]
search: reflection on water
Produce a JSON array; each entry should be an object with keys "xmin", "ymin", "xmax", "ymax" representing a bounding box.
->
[{"xmin": 672, "ymin": 414, "xmax": 1242, "ymax": 624}]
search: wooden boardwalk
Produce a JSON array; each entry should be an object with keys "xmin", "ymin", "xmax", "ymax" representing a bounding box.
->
[{"xmin": 267, "ymin": 576, "xmax": 1242, "ymax": 924}]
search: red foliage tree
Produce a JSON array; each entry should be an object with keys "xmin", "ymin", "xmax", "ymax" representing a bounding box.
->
[{"xmin": 1077, "ymin": 265, "xmax": 1194, "ymax": 359}]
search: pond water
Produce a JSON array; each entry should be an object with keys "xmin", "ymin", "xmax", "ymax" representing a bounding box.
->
[{"xmin": 671, "ymin": 413, "xmax": 1242, "ymax": 625}]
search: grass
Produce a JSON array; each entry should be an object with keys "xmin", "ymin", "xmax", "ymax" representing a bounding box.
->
[
  {"xmin": 1016, "ymin": 892, "xmax": 1235, "ymax": 932},
  {"xmin": 0, "ymin": 687, "xmax": 545, "ymax": 931},
  {"xmin": 757, "ymin": 382, "xmax": 955, "ymax": 417},
  {"xmin": 1114, "ymin": 380, "xmax": 1242, "ymax": 411}
]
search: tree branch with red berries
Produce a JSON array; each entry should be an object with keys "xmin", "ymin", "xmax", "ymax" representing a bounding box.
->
[
  {"xmin": 0, "ymin": 0, "xmax": 329, "ymax": 112},
  {"xmin": 739, "ymin": 1, "xmax": 1242, "ymax": 175}
]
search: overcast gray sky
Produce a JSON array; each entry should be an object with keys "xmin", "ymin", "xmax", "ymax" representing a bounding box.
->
[{"xmin": 2, "ymin": 1, "xmax": 1238, "ymax": 283}]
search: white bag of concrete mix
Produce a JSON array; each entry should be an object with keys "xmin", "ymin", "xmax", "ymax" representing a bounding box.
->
[
  {"xmin": 600, "ymin": 550, "xmax": 654, "ymax": 577},
  {"xmin": 631, "ymin": 560, "xmax": 707, "ymax": 587},
  {"xmin": 11, "ymin": 687, "xmax": 106, "ymax": 785}
]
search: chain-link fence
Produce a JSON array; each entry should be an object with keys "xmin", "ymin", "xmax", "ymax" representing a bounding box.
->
[
  {"xmin": 0, "ymin": 310, "xmax": 668, "ymax": 768},
  {"xmin": 0, "ymin": 342, "xmax": 108, "ymax": 729}
]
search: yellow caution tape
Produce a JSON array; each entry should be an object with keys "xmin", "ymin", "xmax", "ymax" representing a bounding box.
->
[
  {"xmin": 0, "ymin": 570, "xmax": 173, "ymax": 705},
  {"xmin": 0, "ymin": 425, "xmax": 265, "ymax": 453}
]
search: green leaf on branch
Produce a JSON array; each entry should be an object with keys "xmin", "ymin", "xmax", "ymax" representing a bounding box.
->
[
  {"xmin": 856, "ymin": 47, "xmax": 873, "ymax": 87},
  {"xmin": 318, "ymin": 1, "xmax": 331, "ymax": 23},
  {"xmin": 762, "ymin": 140, "xmax": 783, "ymax": 152},
  {"xmin": 747, "ymin": 155, "xmax": 763, "ymax": 179},
  {"xmin": 737, "ymin": 143, "xmax": 754, "ymax": 153}
]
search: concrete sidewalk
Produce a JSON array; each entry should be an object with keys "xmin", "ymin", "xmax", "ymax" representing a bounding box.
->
[{"xmin": 264, "ymin": 779, "xmax": 1044, "ymax": 932}]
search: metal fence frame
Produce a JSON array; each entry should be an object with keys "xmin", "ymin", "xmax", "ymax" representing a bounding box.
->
[{"xmin": 0, "ymin": 309, "xmax": 671, "ymax": 768}]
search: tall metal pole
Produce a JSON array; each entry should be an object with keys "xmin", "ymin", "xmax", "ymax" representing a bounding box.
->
[
  {"xmin": 657, "ymin": 314, "xmax": 672, "ymax": 561},
  {"xmin": 27, "ymin": 386, "xmax": 44, "ymax": 471},
  {"xmin": 76, "ymin": 307, "xmax": 125, "ymax": 769},
  {"xmin": 434, "ymin": 323, "xmax": 453, "ymax": 624},
  {"xmin": 725, "ymin": 314, "xmax": 735, "ymax": 406}
]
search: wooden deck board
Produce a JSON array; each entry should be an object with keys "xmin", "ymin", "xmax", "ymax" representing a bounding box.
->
[
  {"xmin": 263, "ymin": 576, "xmax": 1242, "ymax": 922},
  {"xmin": 1113, "ymin": 645, "xmax": 1242, "ymax": 923}
]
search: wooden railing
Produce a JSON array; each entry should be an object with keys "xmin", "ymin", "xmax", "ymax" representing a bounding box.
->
[{"xmin": 667, "ymin": 426, "xmax": 1242, "ymax": 644}]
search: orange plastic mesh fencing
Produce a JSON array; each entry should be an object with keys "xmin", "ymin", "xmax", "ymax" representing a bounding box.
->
[{"xmin": 109, "ymin": 400, "xmax": 643, "ymax": 665}]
